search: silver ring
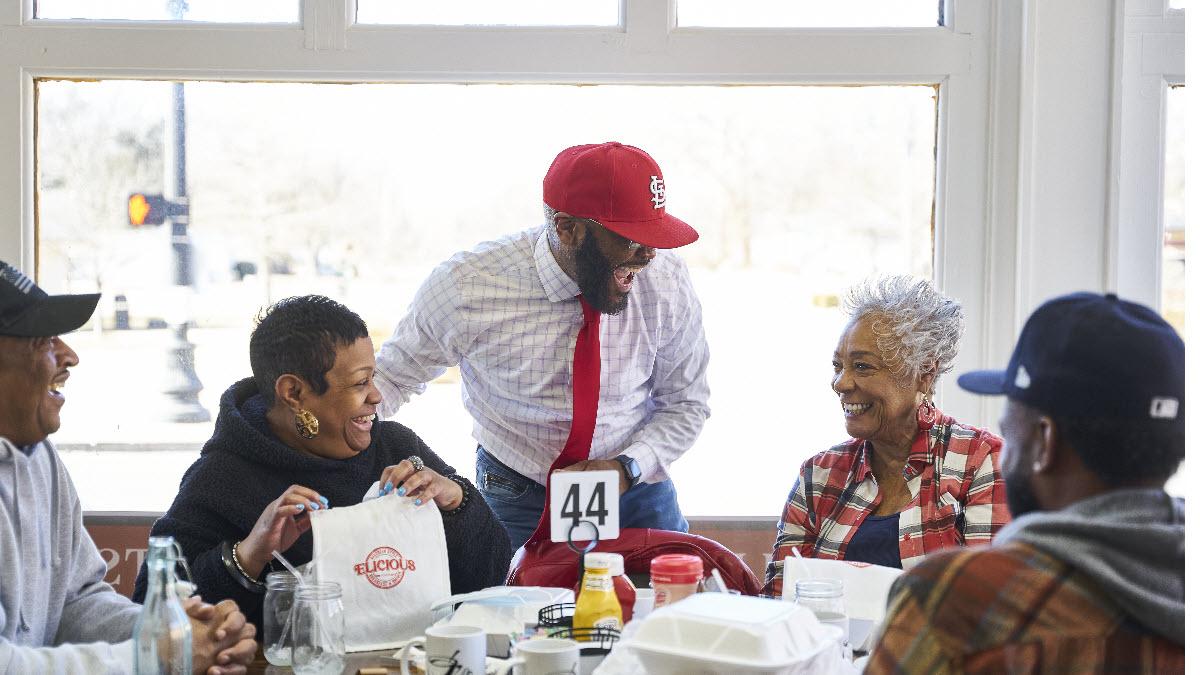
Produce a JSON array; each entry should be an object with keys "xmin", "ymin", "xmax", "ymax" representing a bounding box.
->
[{"xmin": 406, "ymin": 455, "xmax": 425, "ymax": 472}]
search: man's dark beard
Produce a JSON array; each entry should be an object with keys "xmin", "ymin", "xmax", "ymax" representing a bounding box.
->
[
  {"xmin": 574, "ymin": 229, "xmax": 628, "ymax": 315},
  {"xmin": 1004, "ymin": 458, "xmax": 1042, "ymax": 519}
]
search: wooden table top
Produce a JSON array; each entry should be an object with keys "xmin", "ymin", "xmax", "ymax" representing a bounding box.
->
[{"xmin": 249, "ymin": 647, "xmax": 410, "ymax": 675}]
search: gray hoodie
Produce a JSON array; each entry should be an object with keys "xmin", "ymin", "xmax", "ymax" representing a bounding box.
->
[
  {"xmin": 993, "ymin": 488, "xmax": 1184, "ymax": 645},
  {"xmin": 0, "ymin": 436, "xmax": 142, "ymax": 674}
]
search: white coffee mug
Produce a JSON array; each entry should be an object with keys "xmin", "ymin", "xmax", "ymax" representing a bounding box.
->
[
  {"xmin": 398, "ymin": 624, "xmax": 487, "ymax": 675},
  {"xmin": 632, "ymin": 587, "xmax": 655, "ymax": 620},
  {"xmin": 497, "ymin": 638, "xmax": 580, "ymax": 675}
]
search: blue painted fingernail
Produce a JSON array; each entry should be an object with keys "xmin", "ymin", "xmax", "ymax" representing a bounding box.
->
[
  {"xmin": 309, "ymin": 501, "xmax": 320, "ymax": 510},
  {"xmin": 378, "ymin": 488, "xmax": 385, "ymax": 497},
  {"xmin": 383, "ymin": 481, "xmax": 393, "ymax": 494},
  {"xmin": 397, "ymin": 487, "xmax": 406, "ymax": 496},
  {"xmin": 414, "ymin": 498, "xmax": 422, "ymax": 505},
  {"xmin": 295, "ymin": 504, "xmax": 305, "ymax": 511},
  {"xmin": 319, "ymin": 495, "xmax": 329, "ymax": 505}
]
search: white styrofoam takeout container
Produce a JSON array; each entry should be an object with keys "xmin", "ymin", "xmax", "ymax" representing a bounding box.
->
[{"xmin": 627, "ymin": 593, "xmax": 844, "ymax": 675}]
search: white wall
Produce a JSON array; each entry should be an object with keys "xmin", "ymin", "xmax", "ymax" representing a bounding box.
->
[{"xmin": 1013, "ymin": 0, "xmax": 1115, "ymax": 314}]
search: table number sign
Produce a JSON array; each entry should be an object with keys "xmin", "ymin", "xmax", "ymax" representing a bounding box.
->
[{"xmin": 549, "ymin": 470, "xmax": 620, "ymax": 543}]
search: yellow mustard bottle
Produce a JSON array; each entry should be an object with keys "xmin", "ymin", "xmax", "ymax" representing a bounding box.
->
[{"xmin": 573, "ymin": 553, "xmax": 623, "ymax": 638}]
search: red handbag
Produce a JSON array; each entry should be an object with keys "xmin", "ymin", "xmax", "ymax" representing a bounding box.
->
[{"xmin": 506, "ymin": 528, "xmax": 762, "ymax": 597}]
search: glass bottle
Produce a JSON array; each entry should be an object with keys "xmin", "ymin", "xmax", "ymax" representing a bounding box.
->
[
  {"xmin": 134, "ymin": 536, "xmax": 192, "ymax": 674},
  {"xmin": 573, "ymin": 553, "xmax": 623, "ymax": 638},
  {"xmin": 263, "ymin": 571, "xmax": 301, "ymax": 666},
  {"xmin": 794, "ymin": 578, "xmax": 850, "ymax": 660},
  {"xmin": 290, "ymin": 582, "xmax": 345, "ymax": 675}
]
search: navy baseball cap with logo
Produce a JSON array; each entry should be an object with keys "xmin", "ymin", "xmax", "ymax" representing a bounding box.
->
[
  {"xmin": 0, "ymin": 261, "xmax": 100, "ymax": 337},
  {"xmin": 958, "ymin": 292, "xmax": 1184, "ymax": 427}
]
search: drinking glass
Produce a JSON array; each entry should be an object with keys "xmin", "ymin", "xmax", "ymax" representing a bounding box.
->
[
  {"xmin": 794, "ymin": 578, "xmax": 850, "ymax": 660},
  {"xmin": 290, "ymin": 582, "xmax": 345, "ymax": 675},
  {"xmin": 262, "ymin": 571, "xmax": 300, "ymax": 666}
]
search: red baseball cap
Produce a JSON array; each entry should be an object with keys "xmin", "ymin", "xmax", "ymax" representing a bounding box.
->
[{"xmin": 543, "ymin": 142, "xmax": 699, "ymax": 249}]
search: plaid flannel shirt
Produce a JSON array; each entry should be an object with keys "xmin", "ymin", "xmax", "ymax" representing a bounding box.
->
[
  {"xmin": 763, "ymin": 408, "xmax": 1009, "ymax": 596},
  {"xmin": 865, "ymin": 542, "xmax": 1184, "ymax": 673}
]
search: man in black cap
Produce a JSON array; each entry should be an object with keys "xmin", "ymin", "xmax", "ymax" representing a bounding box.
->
[
  {"xmin": 866, "ymin": 292, "xmax": 1183, "ymax": 673},
  {"xmin": 0, "ymin": 261, "xmax": 259, "ymax": 674}
]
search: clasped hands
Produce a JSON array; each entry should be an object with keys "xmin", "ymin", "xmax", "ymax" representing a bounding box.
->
[{"xmin": 184, "ymin": 596, "xmax": 257, "ymax": 675}]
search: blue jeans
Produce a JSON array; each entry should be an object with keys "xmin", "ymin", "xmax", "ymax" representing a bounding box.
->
[{"xmin": 475, "ymin": 447, "xmax": 688, "ymax": 556}]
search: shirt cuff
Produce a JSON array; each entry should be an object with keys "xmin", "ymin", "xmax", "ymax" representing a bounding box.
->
[
  {"xmin": 372, "ymin": 373, "xmax": 421, "ymax": 418},
  {"xmin": 619, "ymin": 442, "xmax": 664, "ymax": 484}
]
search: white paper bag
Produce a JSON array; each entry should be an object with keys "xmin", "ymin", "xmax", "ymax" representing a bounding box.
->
[{"xmin": 310, "ymin": 495, "xmax": 452, "ymax": 651}]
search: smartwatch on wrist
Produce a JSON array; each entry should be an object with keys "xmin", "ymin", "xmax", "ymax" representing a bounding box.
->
[{"xmin": 615, "ymin": 455, "xmax": 642, "ymax": 488}]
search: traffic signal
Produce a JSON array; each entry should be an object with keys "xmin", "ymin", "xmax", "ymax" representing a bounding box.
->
[{"xmin": 128, "ymin": 193, "xmax": 166, "ymax": 227}]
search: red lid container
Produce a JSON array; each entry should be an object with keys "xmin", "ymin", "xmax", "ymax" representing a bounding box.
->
[{"xmin": 650, "ymin": 554, "xmax": 704, "ymax": 584}]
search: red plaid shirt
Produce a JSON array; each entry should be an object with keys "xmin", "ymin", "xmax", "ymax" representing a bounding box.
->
[{"xmin": 763, "ymin": 408, "xmax": 1009, "ymax": 596}]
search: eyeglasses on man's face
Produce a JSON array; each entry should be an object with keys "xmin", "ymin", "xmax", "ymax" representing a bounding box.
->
[{"xmin": 553, "ymin": 211, "xmax": 647, "ymax": 251}]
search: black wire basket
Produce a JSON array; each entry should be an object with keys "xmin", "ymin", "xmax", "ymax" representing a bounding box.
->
[
  {"xmin": 544, "ymin": 626, "xmax": 623, "ymax": 653},
  {"xmin": 537, "ymin": 602, "xmax": 575, "ymax": 628}
]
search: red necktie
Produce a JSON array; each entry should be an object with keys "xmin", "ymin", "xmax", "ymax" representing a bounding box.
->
[{"xmin": 527, "ymin": 296, "xmax": 602, "ymax": 544}]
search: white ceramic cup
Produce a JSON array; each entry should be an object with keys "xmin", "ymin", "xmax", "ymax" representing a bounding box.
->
[
  {"xmin": 632, "ymin": 587, "xmax": 656, "ymax": 620},
  {"xmin": 398, "ymin": 624, "xmax": 487, "ymax": 675},
  {"xmin": 496, "ymin": 638, "xmax": 580, "ymax": 675}
]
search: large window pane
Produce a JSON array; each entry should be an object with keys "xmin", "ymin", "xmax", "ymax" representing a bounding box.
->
[
  {"xmin": 677, "ymin": 0, "xmax": 942, "ymax": 28},
  {"xmin": 355, "ymin": 0, "xmax": 617, "ymax": 26},
  {"xmin": 38, "ymin": 80, "xmax": 936, "ymax": 516},
  {"xmin": 36, "ymin": 0, "xmax": 297, "ymax": 22},
  {"xmin": 1162, "ymin": 86, "xmax": 1184, "ymax": 336}
]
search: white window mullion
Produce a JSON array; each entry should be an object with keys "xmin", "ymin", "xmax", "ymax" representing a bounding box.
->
[
  {"xmin": 625, "ymin": 0, "xmax": 671, "ymax": 54},
  {"xmin": 936, "ymin": 0, "xmax": 1011, "ymax": 426},
  {"xmin": 303, "ymin": 0, "xmax": 351, "ymax": 51},
  {"xmin": 0, "ymin": 66, "xmax": 32, "ymax": 268}
]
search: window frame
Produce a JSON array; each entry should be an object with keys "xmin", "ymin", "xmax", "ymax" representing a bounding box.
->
[
  {"xmin": 2, "ymin": 0, "xmax": 1015, "ymax": 430},
  {"xmin": 1108, "ymin": 0, "xmax": 1185, "ymax": 308}
]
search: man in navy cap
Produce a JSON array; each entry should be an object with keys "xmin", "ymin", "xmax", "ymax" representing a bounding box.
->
[
  {"xmin": 866, "ymin": 292, "xmax": 1183, "ymax": 672},
  {"xmin": 0, "ymin": 261, "xmax": 258, "ymax": 674}
]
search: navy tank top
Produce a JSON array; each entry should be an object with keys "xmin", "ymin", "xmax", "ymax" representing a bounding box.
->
[{"xmin": 843, "ymin": 512, "xmax": 902, "ymax": 569}]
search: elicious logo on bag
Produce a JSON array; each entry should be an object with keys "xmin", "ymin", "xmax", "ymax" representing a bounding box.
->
[{"xmin": 353, "ymin": 546, "xmax": 417, "ymax": 589}]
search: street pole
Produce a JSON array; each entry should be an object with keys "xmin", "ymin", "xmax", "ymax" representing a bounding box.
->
[{"xmin": 159, "ymin": 0, "xmax": 209, "ymax": 423}]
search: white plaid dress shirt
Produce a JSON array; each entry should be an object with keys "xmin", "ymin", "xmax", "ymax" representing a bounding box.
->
[{"xmin": 375, "ymin": 226, "xmax": 711, "ymax": 485}]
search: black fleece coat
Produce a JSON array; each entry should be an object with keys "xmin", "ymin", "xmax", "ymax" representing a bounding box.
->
[{"xmin": 132, "ymin": 378, "xmax": 512, "ymax": 634}]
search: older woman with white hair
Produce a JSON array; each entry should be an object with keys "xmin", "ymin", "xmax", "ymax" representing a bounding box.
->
[{"xmin": 763, "ymin": 276, "xmax": 1010, "ymax": 596}]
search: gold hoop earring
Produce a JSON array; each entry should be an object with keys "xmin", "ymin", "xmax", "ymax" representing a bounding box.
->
[{"xmin": 294, "ymin": 409, "xmax": 319, "ymax": 439}]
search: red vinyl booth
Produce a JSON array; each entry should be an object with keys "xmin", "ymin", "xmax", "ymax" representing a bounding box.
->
[{"xmin": 507, "ymin": 528, "xmax": 762, "ymax": 596}]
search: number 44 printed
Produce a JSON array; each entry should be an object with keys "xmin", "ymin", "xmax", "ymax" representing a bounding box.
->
[{"xmin": 549, "ymin": 470, "xmax": 621, "ymax": 543}]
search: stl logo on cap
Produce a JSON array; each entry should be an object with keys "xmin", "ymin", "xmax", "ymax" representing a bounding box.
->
[
  {"xmin": 649, "ymin": 175, "xmax": 666, "ymax": 209},
  {"xmin": 0, "ymin": 263, "xmax": 34, "ymax": 295}
]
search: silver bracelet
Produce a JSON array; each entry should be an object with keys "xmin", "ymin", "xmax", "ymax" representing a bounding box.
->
[{"xmin": 230, "ymin": 540, "xmax": 265, "ymax": 590}]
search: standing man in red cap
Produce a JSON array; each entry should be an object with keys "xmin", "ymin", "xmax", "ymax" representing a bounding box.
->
[{"xmin": 375, "ymin": 142, "xmax": 710, "ymax": 553}]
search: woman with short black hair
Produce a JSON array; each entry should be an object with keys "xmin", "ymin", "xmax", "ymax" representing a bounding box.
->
[{"xmin": 133, "ymin": 295, "xmax": 511, "ymax": 633}]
